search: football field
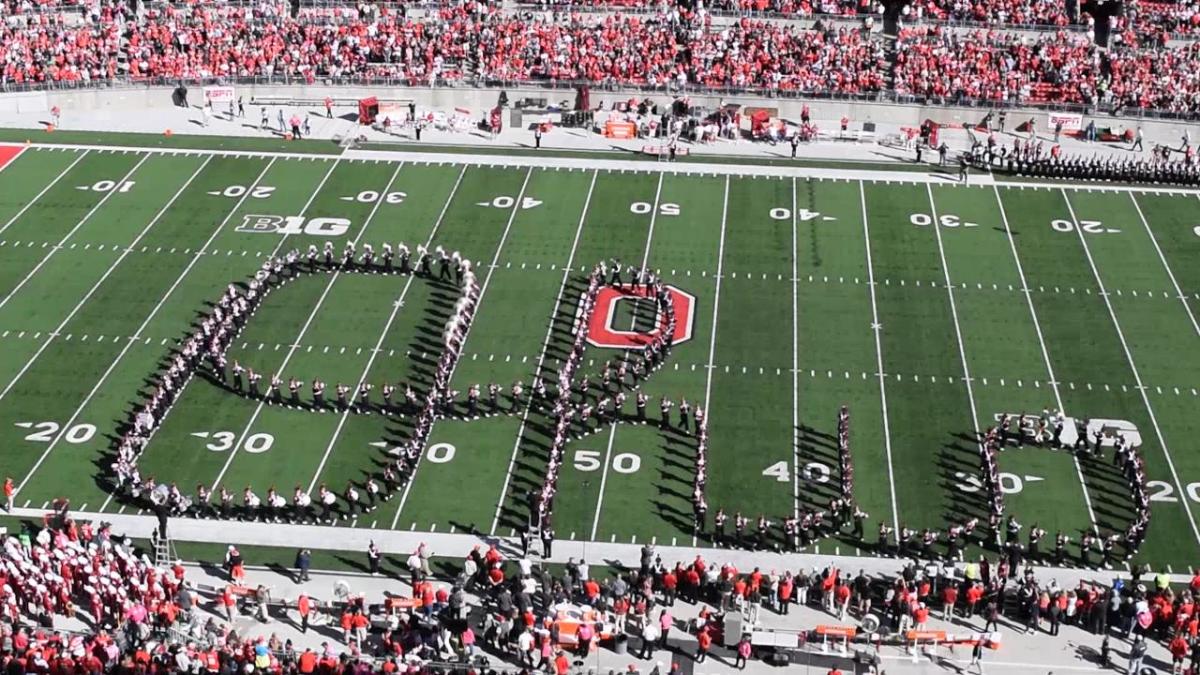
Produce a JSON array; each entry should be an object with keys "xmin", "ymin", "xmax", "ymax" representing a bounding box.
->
[{"xmin": 2, "ymin": 141, "xmax": 1200, "ymax": 570}]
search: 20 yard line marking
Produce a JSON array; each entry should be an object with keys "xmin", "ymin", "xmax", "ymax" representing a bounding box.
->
[
  {"xmin": 1061, "ymin": 189, "xmax": 1200, "ymax": 548},
  {"xmin": 589, "ymin": 173, "xmax": 664, "ymax": 541},
  {"xmin": 0, "ymin": 151, "xmax": 89, "ymax": 238},
  {"xmin": 203, "ymin": 159, "xmax": 349, "ymax": 493},
  {"xmin": 308, "ymin": 163, "xmax": 460, "ymax": 495},
  {"xmin": 392, "ymin": 167, "xmax": 535, "ymax": 525},
  {"xmin": 20, "ymin": 157, "xmax": 270, "ymax": 495},
  {"xmin": 992, "ymin": 185, "xmax": 1098, "ymax": 534},
  {"xmin": 0, "ymin": 155, "xmax": 159, "ymax": 405},
  {"xmin": 0, "ymin": 153, "xmax": 147, "ymax": 315},
  {"xmin": 489, "ymin": 169, "xmax": 598, "ymax": 536},
  {"xmin": 859, "ymin": 182, "xmax": 900, "ymax": 536}
]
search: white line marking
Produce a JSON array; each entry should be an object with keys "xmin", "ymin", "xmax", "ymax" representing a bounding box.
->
[
  {"xmin": 1061, "ymin": 188, "xmax": 1200, "ymax": 548},
  {"xmin": 791, "ymin": 176, "xmax": 801, "ymax": 549},
  {"xmin": 1131, "ymin": 194, "xmax": 1200, "ymax": 338},
  {"xmin": 992, "ymin": 185, "xmax": 1097, "ymax": 533},
  {"xmin": 489, "ymin": 170, "xmax": 598, "ymax": 535},
  {"xmin": 859, "ymin": 181, "xmax": 900, "ymax": 536},
  {"xmin": 0, "ymin": 151, "xmax": 89, "ymax": 238},
  {"xmin": 393, "ymin": 167, "xmax": 535, "ymax": 522}
]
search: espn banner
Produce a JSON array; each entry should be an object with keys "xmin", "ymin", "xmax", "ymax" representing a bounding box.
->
[
  {"xmin": 1047, "ymin": 111, "xmax": 1083, "ymax": 132},
  {"xmin": 203, "ymin": 86, "xmax": 236, "ymax": 104}
]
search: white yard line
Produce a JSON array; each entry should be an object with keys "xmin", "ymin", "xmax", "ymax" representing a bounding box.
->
[
  {"xmin": 858, "ymin": 181, "xmax": 901, "ymax": 536},
  {"xmin": 391, "ymin": 167, "xmax": 535, "ymax": 522},
  {"xmin": 0, "ymin": 155, "xmax": 161, "ymax": 405},
  {"xmin": 991, "ymin": 185, "xmax": 1098, "ymax": 534},
  {"xmin": 925, "ymin": 184, "xmax": 987, "ymax": 473},
  {"xmin": 1131, "ymin": 194, "xmax": 1200, "ymax": 337},
  {"xmin": 0, "ymin": 150, "xmax": 89, "ymax": 237},
  {"xmin": 588, "ymin": 173, "xmax": 665, "ymax": 540},
  {"xmin": 790, "ymin": 176, "xmax": 801, "ymax": 548},
  {"xmin": 1060, "ymin": 188, "xmax": 1200, "ymax": 548},
  {"xmin": 18, "ymin": 158, "xmax": 277, "ymax": 495},
  {"xmin": 306, "ymin": 164, "xmax": 468, "ymax": 494},
  {"xmin": 489, "ymin": 169, "xmax": 598, "ymax": 535},
  {"xmin": 0, "ymin": 154, "xmax": 147, "ymax": 314},
  {"xmin": 205, "ymin": 158, "xmax": 369, "ymax": 493},
  {"xmin": 690, "ymin": 175, "xmax": 730, "ymax": 547}
]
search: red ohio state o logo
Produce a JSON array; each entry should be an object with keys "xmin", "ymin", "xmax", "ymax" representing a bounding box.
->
[{"xmin": 585, "ymin": 285, "xmax": 696, "ymax": 349}]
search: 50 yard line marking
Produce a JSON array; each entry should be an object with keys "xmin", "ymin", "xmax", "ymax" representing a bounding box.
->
[
  {"xmin": 589, "ymin": 173, "xmax": 664, "ymax": 541},
  {"xmin": 992, "ymin": 185, "xmax": 1098, "ymax": 534},
  {"xmin": 1061, "ymin": 189, "xmax": 1200, "ymax": 548},
  {"xmin": 307, "ymin": 164, "xmax": 468, "ymax": 495},
  {"xmin": 858, "ymin": 182, "xmax": 900, "ymax": 537},
  {"xmin": 0, "ymin": 150, "xmax": 89, "ymax": 238},
  {"xmin": 392, "ymin": 167, "xmax": 535, "ymax": 525},
  {"xmin": 0, "ymin": 155, "xmax": 156, "ymax": 405},
  {"xmin": 20, "ymin": 158, "xmax": 278, "ymax": 496},
  {"xmin": 0, "ymin": 153, "xmax": 147, "ymax": 316},
  {"xmin": 204, "ymin": 158, "xmax": 382, "ymax": 494},
  {"xmin": 488, "ymin": 169, "xmax": 598, "ymax": 536}
]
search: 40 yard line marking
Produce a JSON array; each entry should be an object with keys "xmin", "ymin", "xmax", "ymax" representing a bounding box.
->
[
  {"xmin": 19, "ymin": 158, "xmax": 276, "ymax": 495},
  {"xmin": 0, "ymin": 153, "xmax": 148, "ymax": 316},
  {"xmin": 589, "ymin": 173, "xmax": 664, "ymax": 541},
  {"xmin": 206, "ymin": 157, "xmax": 367, "ymax": 492},
  {"xmin": 0, "ymin": 150, "xmax": 89, "ymax": 238},
  {"xmin": 791, "ymin": 176, "xmax": 800, "ymax": 548},
  {"xmin": 488, "ymin": 169, "xmax": 598, "ymax": 536},
  {"xmin": 859, "ymin": 182, "xmax": 900, "ymax": 537},
  {"xmin": 308, "ymin": 163, "xmax": 463, "ymax": 495},
  {"xmin": 992, "ymin": 185, "xmax": 1097, "ymax": 534},
  {"xmin": 392, "ymin": 167, "xmax": 535, "ymax": 525},
  {"xmin": 0, "ymin": 154, "xmax": 159, "ymax": 406},
  {"xmin": 1061, "ymin": 189, "xmax": 1200, "ymax": 548}
]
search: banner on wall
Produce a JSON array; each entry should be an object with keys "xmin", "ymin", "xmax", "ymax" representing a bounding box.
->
[
  {"xmin": 203, "ymin": 86, "xmax": 236, "ymax": 105},
  {"xmin": 1047, "ymin": 111, "xmax": 1083, "ymax": 132}
]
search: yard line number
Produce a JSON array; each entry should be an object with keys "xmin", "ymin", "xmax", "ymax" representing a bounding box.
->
[
  {"xmin": 195, "ymin": 430, "xmax": 275, "ymax": 454},
  {"xmin": 762, "ymin": 460, "xmax": 829, "ymax": 483},
  {"xmin": 212, "ymin": 185, "xmax": 276, "ymax": 199},
  {"xmin": 911, "ymin": 213, "xmax": 977, "ymax": 228},
  {"xmin": 16, "ymin": 421, "xmax": 96, "ymax": 444},
  {"xmin": 631, "ymin": 202, "xmax": 680, "ymax": 216},
  {"xmin": 1051, "ymin": 219, "xmax": 1120, "ymax": 234},
  {"xmin": 573, "ymin": 449, "xmax": 642, "ymax": 474},
  {"xmin": 80, "ymin": 180, "xmax": 135, "ymax": 193}
]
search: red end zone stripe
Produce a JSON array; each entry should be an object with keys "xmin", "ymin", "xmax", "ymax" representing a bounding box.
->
[{"xmin": 0, "ymin": 145, "xmax": 26, "ymax": 172}]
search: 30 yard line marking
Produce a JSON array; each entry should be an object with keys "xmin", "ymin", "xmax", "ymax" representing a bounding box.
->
[
  {"xmin": 1061, "ymin": 189, "xmax": 1200, "ymax": 548},
  {"xmin": 392, "ymin": 167, "xmax": 535, "ymax": 524},
  {"xmin": 992, "ymin": 186, "xmax": 1097, "ymax": 533},
  {"xmin": 859, "ymin": 182, "xmax": 900, "ymax": 536},
  {"xmin": 1132, "ymin": 194, "xmax": 1200, "ymax": 338},
  {"xmin": 489, "ymin": 169, "xmax": 598, "ymax": 536},
  {"xmin": 0, "ymin": 153, "xmax": 148, "ymax": 315},
  {"xmin": 0, "ymin": 155, "xmax": 161, "ymax": 406},
  {"xmin": 202, "ymin": 159, "xmax": 349, "ymax": 493},
  {"xmin": 13, "ymin": 155, "xmax": 223, "ymax": 493},
  {"xmin": 0, "ymin": 151, "xmax": 89, "ymax": 238},
  {"xmin": 589, "ymin": 172, "xmax": 665, "ymax": 539},
  {"xmin": 307, "ymin": 163, "xmax": 459, "ymax": 494}
]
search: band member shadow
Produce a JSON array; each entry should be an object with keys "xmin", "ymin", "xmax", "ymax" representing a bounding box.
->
[{"xmin": 939, "ymin": 433, "xmax": 991, "ymax": 528}]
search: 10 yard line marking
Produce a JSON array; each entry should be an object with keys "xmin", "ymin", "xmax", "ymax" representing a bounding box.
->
[
  {"xmin": 13, "ymin": 156, "xmax": 216, "ymax": 494},
  {"xmin": 0, "ymin": 154, "xmax": 148, "ymax": 316},
  {"xmin": 589, "ymin": 173, "xmax": 664, "ymax": 541},
  {"xmin": 0, "ymin": 155, "xmax": 155, "ymax": 405},
  {"xmin": 204, "ymin": 159, "xmax": 348, "ymax": 493},
  {"xmin": 0, "ymin": 151, "xmax": 89, "ymax": 238},
  {"xmin": 392, "ymin": 167, "xmax": 535, "ymax": 524},
  {"xmin": 992, "ymin": 185, "xmax": 1097, "ymax": 534},
  {"xmin": 489, "ymin": 169, "xmax": 598, "ymax": 536},
  {"xmin": 306, "ymin": 163, "xmax": 458, "ymax": 494},
  {"xmin": 859, "ymin": 182, "xmax": 900, "ymax": 536},
  {"xmin": 1061, "ymin": 189, "xmax": 1200, "ymax": 548}
]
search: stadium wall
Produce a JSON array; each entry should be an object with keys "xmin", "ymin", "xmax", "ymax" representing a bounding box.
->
[{"xmin": 0, "ymin": 83, "xmax": 1194, "ymax": 139}]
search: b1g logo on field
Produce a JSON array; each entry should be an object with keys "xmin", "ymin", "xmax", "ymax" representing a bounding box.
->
[
  {"xmin": 585, "ymin": 285, "xmax": 696, "ymax": 349},
  {"xmin": 236, "ymin": 214, "xmax": 351, "ymax": 237}
]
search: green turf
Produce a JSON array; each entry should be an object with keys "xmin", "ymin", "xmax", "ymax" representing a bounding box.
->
[{"xmin": 2, "ymin": 141, "xmax": 1200, "ymax": 571}]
